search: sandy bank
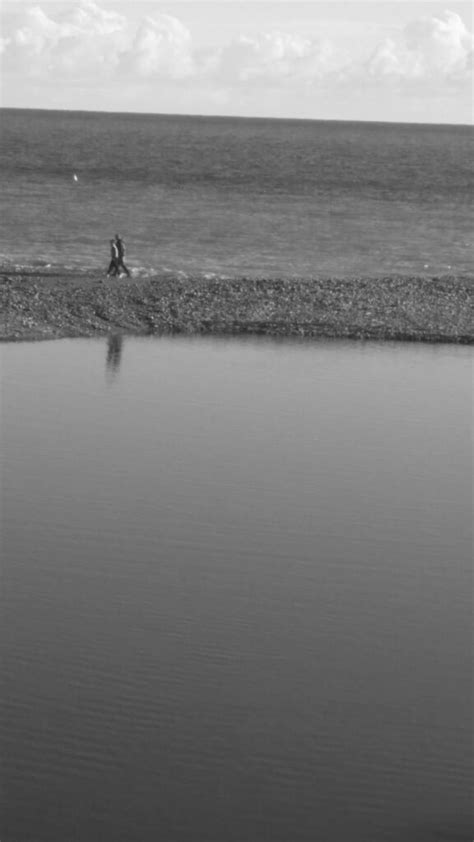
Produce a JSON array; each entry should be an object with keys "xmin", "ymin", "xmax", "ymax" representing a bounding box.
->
[{"xmin": 1, "ymin": 272, "xmax": 473, "ymax": 343}]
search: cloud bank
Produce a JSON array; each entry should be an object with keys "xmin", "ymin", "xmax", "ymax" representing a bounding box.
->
[
  {"xmin": 1, "ymin": 1, "xmax": 472, "ymax": 119},
  {"xmin": 4, "ymin": 1, "xmax": 128, "ymax": 76},
  {"xmin": 120, "ymin": 14, "xmax": 194, "ymax": 79},
  {"xmin": 366, "ymin": 10, "xmax": 473, "ymax": 83},
  {"xmin": 215, "ymin": 31, "xmax": 344, "ymax": 83}
]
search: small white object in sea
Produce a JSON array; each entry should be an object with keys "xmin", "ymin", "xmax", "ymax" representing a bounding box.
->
[{"xmin": 73, "ymin": 173, "xmax": 78, "ymax": 182}]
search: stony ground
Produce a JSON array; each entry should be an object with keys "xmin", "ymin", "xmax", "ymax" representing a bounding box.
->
[{"xmin": 1, "ymin": 271, "xmax": 473, "ymax": 343}]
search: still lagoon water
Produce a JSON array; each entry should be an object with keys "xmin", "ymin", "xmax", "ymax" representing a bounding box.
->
[{"xmin": 1, "ymin": 335, "xmax": 472, "ymax": 841}]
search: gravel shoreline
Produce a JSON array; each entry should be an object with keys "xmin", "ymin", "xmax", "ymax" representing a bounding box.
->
[{"xmin": 1, "ymin": 271, "xmax": 473, "ymax": 343}]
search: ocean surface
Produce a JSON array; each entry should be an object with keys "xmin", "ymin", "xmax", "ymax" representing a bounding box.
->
[
  {"xmin": 0, "ymin": 108, "xmax": 473, "ymax": 277},
  {"xmin": 1, "ymin": 335, "xmax": 472, "ymax": 842}
]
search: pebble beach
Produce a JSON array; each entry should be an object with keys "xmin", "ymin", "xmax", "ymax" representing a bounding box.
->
[{"xmin": 1, "ymin": 271, "xmax": 472, "ymax": 344}]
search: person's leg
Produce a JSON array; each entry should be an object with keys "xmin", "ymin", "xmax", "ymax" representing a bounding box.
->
[
  {"xmin": 119, "ymin": 259, "xmax": 130, "ymax": 276},
  {"xmin": 107, "ymin": 259, "xmax": 118, "ymax": 276}
]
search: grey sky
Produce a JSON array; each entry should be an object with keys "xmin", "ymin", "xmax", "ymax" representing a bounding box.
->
[{"xmin": 1, "ymin": 1, "xmax": 472, "ymax": 122}]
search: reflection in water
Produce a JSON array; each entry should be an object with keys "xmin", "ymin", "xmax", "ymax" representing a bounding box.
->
[{"xmin": 106, "ymin": 333, "xmax": 123, "ymax": 380}]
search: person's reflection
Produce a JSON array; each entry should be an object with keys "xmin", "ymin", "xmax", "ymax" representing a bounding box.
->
[{"xmin": 106, "ymin": 333, "xmax": 123, "ymax": 381}]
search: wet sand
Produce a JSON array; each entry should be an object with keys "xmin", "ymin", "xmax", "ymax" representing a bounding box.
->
[{"xmin": 1, "ymin": 271, "xmax": 472, "ymax": 343}]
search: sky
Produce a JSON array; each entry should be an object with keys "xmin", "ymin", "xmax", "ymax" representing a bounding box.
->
[{"xmin": 1, "ymin": 0, "xmax": 472, "ymax": 123}]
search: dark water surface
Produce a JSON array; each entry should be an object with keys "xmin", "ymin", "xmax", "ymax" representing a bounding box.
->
[
  {"xmin": 0, "ymin": 109, "xmax": 473, "ymax": 276},
  {"xmin": 1, "ymin": 336, "xmax": 472, "ymax": 842}
]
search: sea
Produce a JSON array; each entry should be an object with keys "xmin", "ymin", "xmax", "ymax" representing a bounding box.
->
[{"xmin": 0, "ymin": 108, "xmax": 473, "ymax": 277}]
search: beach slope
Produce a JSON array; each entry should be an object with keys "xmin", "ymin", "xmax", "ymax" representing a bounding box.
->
[{"xmin": 1, "ymin": 272, "xmax": 472, "ymax": 343}]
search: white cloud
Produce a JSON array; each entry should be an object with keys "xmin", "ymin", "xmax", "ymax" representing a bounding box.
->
[
  {"xmin": 2, "ymin": 2, "xmax": 199, "ymax": 81},
  {"xmin": 67, "ymin": 0, "xmax": 125, "ymax": 36},
  {"xmin": 215, "ymin": 31, "xmax": 342, "ymax": 83},
  {"xmin": 366, "ymin": 10, "xmax": 473, "ymax": 83},
  {"xmin": 210, "ymin": 11, "xmax": 473, "ymax": 93},
  {"xmin": 119, "ymin": 14, "xmax": 194, "ymax": 79},
  {"xmin": 5, "ymin": 1, "xmax": 128, "ymax": 75},
  {"xmin": 14, "ymin": 7, "xmax": 61, "ymax": 56},
  {"xmin": 0, "ymin": 36, "xmax": 11, "ymax": 54}
]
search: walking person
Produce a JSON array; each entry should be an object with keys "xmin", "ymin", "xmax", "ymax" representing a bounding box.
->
[
  {"xmin": 106, "ymin": 239, "xmax": 120, "ymax": 277},
  {"xmin": 115, "ymin": 234, "xmax": 131, "ymax": 277}
]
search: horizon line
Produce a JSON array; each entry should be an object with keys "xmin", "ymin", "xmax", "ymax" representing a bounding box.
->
[{"xmin": 0, "ymin": 105, "xmax": 471, "ymax": 129}]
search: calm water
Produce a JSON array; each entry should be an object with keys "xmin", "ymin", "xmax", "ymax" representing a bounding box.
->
[
  {"xmin": 1, "ymin": 336, "xmax": 472, "ymax": 842},
  {"xmin": 0, "ymin": 109, "xmax": 473, "ymax": 277}
]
